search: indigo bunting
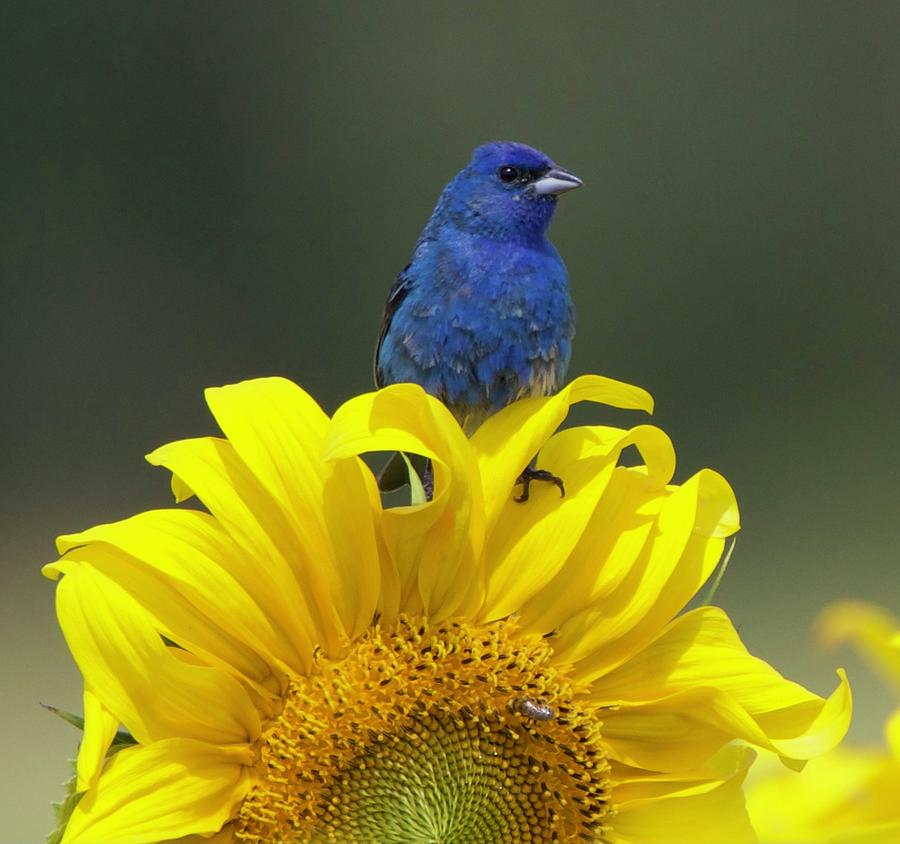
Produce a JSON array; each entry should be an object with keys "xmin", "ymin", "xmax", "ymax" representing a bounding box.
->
[{"xmin": 375, "ymin": 141, "xmax": 581, "ymax": 499}]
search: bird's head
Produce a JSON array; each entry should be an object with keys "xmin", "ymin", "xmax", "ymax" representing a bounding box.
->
[{"xmin": 439, "ymin": 141, "xmax": 582, "ymax": 242}]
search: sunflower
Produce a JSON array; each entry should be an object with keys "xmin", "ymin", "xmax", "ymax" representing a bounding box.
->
[
  {"xmin": 746, "ymin": 601, "xmax": 900, "ymax": 844},
  {"xmin": 45, "ymin": 375, "xmax": 851, "ymax": 844}
]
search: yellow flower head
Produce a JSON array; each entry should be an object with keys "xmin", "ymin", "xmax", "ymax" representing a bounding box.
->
[{"xmin": 45, "ymin": 375, "xmax": 851, "ymax": 843}]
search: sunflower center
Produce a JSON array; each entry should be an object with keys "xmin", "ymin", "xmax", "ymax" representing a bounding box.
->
[{"xmin": 234, "ymin": 617, "xmax": 611, "ymax": 843}]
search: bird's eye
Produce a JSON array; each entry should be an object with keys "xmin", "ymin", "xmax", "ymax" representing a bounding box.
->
[{"xmin": 498, "ymin": 166, "xmax": 519, "ymax": 183}]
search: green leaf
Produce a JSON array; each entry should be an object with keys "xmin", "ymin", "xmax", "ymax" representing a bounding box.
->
[
  {"xmin": 401, "ymin": 451, "xmax": 428, "ymax": 505},
  {"xmin": 42, "ymin": 702, "xmax": 137, "ymax": 749},
  {"xmin": 701, "ymin": 537, "xmax": 737, "ymax": 606},
  {"xmin": 45, "ymin": 759, "xmax": 81, "ymax": 844},
  {"xmin": 41, "ymin": 703, "xmax": 84, "ymax": 732}
]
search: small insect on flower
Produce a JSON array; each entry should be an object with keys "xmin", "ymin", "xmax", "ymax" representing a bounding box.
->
[{"xmin": 509, "ymin": 697, "xmax": 556, "ymax": 721}]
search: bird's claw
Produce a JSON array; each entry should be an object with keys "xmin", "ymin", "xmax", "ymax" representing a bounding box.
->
[{"xmin": 515, "ymin": 467, "xmax": 565, "ymax": 503}]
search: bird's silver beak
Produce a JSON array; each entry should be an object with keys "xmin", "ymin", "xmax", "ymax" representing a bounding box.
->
[{"xmin": 532, "ymin": 167, "xmax": 583, "ymax": 196}]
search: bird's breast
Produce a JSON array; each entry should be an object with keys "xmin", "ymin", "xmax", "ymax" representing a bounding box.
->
[{"xmin": 380, "ymin": 235, "xmax": 574, "ymax": 425}]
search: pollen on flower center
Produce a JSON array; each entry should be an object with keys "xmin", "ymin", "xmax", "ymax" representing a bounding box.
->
[{"xmin": 233, "ymin": 616, "xmax": 611, "ymax": 843}]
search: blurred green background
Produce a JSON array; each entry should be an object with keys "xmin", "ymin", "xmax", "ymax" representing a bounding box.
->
[{"xmin": 3, "ymin": 2, "xmax": 899, "ymax": 840}]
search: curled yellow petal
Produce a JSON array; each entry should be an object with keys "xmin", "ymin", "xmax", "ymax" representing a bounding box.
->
[
  {"xmin": 593, "ymin": 607, "xmax": 852, "ymax": 767},
  {"xmin": 471, "ymin": 374, "xmax": 654, "ymax": 530},
  {"xmin": 324, "ymin": 384, "xmax": 485, "ymax": 619}
]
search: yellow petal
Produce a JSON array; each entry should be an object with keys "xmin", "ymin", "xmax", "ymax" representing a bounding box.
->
[
  {"xmin": 56, "ymin": 566, "xmax": 261, "ymax": 746},
  {"xmin": 610, "ymin": 743, "xmax": 756, "ymax": 798},
  {"xmin": 887, "ymin": 709, "xmax": 900, "ymax": 759},
  {"xmin": 57, "ymin": 509, "xmax": 296, "ymax": 687},
  {"xmin": 746, "ymin": 746, "xmax": 900, "ymax": 844},
  {"xmin": 62, "ymin": 738, "xmax": 252, "ymax": 844},
  {"xmin": 596, "ymin": 607, "xmax": 822, "ymax": 708},
  {"xmin": 471, "ymin": 374, "xmax": 654, "ymax": 530},
  {"xmin": 324, "ymin": 383, "xmax": 470, "ymax": 468},
  {"xmin": 611, "ymin": 744, "xmax": 754, "ymax": 799},
  {"xmin": 756, "ymin": 667, "xmax": 852, "ymax": 763},
  {"xmin": 162, "ymin": 829, "xmax": 235, "ymax": 844},
  {"xmin": 593, "ymin": 607, "xmax": 852, "ymax": 766},
  {"xmin": 146, "ymin": 436, "xmax": 323, "ymax": 661},
  {"xmin": 369, "ymin": 504, "xmax": 403, "ymax": 625},
  {"xmin": 600, "ymin": 681, "xmax": 844, "ymax": 772},
  {"xmin": 600, "ymin": 689, "xmax": 739, "ymax": 771},
  {"xmin": 479, "ymin": 424, "xmax": 673, "ymax": 622},
  {"xmin": 517, "ymin": 466, "xmax": 659, "ymax": 636},
  {"xmin": 76, "ymin": 686, "xmax": 121, "ymax": 792},
  {"xmin": 817, "ymin": 600, "xmax": 900, "ymax": 695},
  {"xmin": 556, "ymin": 469, "xmax": 739, "ymax": 678},
  {"xmin": 610, "ymin": 756, "xmax": 756, "ymax": 844},
  {"xmin": 324, "ymin": 384, "xmax": 485, "ymax": 619},
  {"xmin": 204, "ymin": 377, "xmax": 381, "ymax": 642}
]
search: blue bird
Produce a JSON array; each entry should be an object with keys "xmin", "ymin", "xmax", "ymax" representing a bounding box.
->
[{"xmin": 375, "ymin": 141, "xmax": 582, "ymax": 500}]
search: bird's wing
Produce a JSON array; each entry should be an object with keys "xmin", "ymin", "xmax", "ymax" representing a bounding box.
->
[{"xmin": 374, "ymin": 263, "xmax": 414, "ymax": 388}]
